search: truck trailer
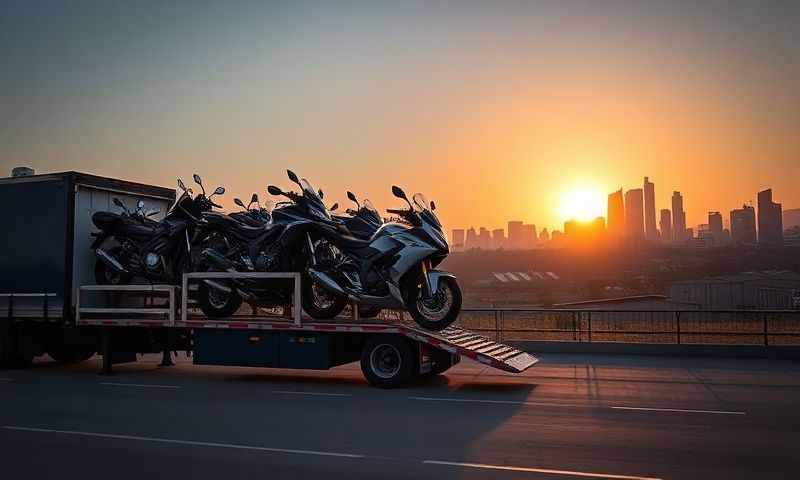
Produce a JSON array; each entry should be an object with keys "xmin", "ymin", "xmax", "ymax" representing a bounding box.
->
[{"xmin": 0, "ymin": 171, "xmax": 538, "ymax": 387}]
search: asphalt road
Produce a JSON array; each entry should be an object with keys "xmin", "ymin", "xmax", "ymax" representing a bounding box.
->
[{"xmin": 2, "ymin": 353, "xmax": 799, "ymax": 479}]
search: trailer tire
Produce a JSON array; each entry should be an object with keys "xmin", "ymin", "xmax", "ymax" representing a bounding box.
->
[{"xmin": 360, "ymin": 336, "xmax": 416, "ymax": 389}]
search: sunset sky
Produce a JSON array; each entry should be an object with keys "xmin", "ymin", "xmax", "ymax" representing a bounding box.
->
[{"xmin": 2, "ymin": 1, "xmax": 798, "ymax": 232}]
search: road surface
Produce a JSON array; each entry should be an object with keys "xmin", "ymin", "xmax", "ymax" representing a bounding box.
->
[{"xmin": 2, "ymin": 352, "xmax": 798, "ymax": 479}]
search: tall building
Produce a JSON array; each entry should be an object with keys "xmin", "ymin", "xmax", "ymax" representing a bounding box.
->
[
  {"xmin": 659, "ymin": 209, "xmax": 672, "ymax": 241},
  {"xmin": 521, "ymin": 224, "xmax": 537, "ymax": 249},
  {"xmin": 539, "ymin": 228, "xmax": 550, "ymax": 242},
  {"xmin": 478, "ymin": 227, "xmax": 491, "ymax": 250},
  {"xmin": 672, "ymin": 191, "xmax": 687, "ymax": 241},
  {"xmin": 507, "ymin": 221, "xmax": 523, "ymax": 249},
  {"xmin": 491, "ymin": 228, "xmax": 505, "ymax": 249},
  {"xmin": 783, "ymin": 208, "xmax": 800, "ymax": 230},
  {"xmin": 624, "ymin": 189, "xmax": 644, "ymax": 239},
  {"xmin": 465, "ymin": 227, "xmax": 477, "ymax": 250},
  {"xmin": 644, "ymin": 177, "xmax": 658, "ymax": 241},
  {"xmin": 607, "ymin": 188, "xmax": 625, "ymax": 237},
  {"xmin": 451, "ymin": 229, "xmax": 465, "ymax": 251},
  {"xmin": 757, "ymin": 189, "xmax": 783, "ymax": 246},
  {"xmin": 708, "ymin": 211, "xmax": 723, "ymax": 245}
]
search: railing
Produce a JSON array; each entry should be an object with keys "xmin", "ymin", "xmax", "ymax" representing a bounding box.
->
[
  {"xmin": 77, "ymin": 285, "xmax": 177, "ymax": 326},
  {"xmin": 455, "ymin": 308, "xmax": 800, "ymax": 346},
  {"xmin": 0, "ymin": 293, "xmax": 61, "ymax": 320}
]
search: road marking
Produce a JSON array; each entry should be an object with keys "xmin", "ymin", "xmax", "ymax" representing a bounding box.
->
[
  {"xmin": 273, "ymin": 390, "xmax": 352, "ymax": 397},
  {"xmin": 408, "ymin": 396, "xmax": 586, "ymax": 408},
  {"xmin": 2, "ymin": 426, "xmax": 365, "ymax": 459},
  {"xmin": 423, "ymin": 460, "xmax": 662, "ymax": 480},
  {"xmin": 100, "ymin": 382, "xmax": 181, "ymax": 389},
  {"xmin": 611, "ymin": 406, "xmax": 746, "ymax": 416}
]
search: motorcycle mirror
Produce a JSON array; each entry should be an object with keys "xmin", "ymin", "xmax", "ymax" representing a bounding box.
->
[
  {"xmin": 318, "ymin": 189, "xmax": 324, "ymax": 199},
  {"xmin": 391, "ymin": 185, "xmax": 407, "ymax": 200},
  {"xmin": 193, "ymin": 174, "xmax": 203, "ymax": 186},
  {"xmin": 177, "ymin": 178, "xmax": 187, "ymax": 192},
  {"xmin": 137, "ymin": 200, "xmax": 145, "ymax": 210},
  {"xmin": 430, "ymin": 201, "xmax": 436, "ymax": 211},
  {"xmin": 287, "ymin": 170, "xmax": 300, "ymax": 186},
  {"xmin": 346, "ymin": 191, "xmax": 359, "ymax": 207},
  {"xmin": 330, "ymin": 203, "xmax": 338, "ymax": 211},
  {"xmin": 234, "ymin": 198, "xmax": 246, "ymax": 209},
  {"xmin": 251, "ymin": 193, "xmax": 259, "ymax": 204},
  {"xmin": 213, "ymin": 186, "xmax": 225, "ymax": 195},
  {"xmin": 267, "ymin": 185, "xmax": 283, "ymax": 196}
]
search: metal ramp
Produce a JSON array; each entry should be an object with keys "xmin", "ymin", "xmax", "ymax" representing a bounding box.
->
[{"xmin": 401, "ymin": 323, "xmax": 538, "ymax": 373}]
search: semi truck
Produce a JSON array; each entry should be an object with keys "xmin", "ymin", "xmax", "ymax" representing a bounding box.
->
[{"xmin": 0, "ymin": 170, "xmax": 538, "ymax": 387}]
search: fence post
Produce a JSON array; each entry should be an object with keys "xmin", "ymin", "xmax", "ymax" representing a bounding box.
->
[
  {"xmin": 587, "ymin": 312, "xmax": 592, "ymax": 343},
  {"xmin": 763, "ymin": 312, "xmax": 769, "ymax": 346},
  {"xmin": 676, "ymin": 311, "xmax": 681, "ymax": 345}
]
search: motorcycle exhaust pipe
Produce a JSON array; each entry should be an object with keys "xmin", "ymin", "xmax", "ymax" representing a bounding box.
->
[
  {"xmin": 307, "ymin": 268, "xmax": 347, "ymax": 297},
  {"xmin": 96, "ymin": 248, "xmax": 129, "ymax": 274}
]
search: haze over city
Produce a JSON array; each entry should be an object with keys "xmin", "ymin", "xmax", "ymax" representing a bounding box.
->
[{"xmin": 2, "ymin": 1, "xmax": 799, "ymax": 232}]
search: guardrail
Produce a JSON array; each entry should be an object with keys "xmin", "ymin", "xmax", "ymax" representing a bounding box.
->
[
  {"xmin": 0, "ymin": 293, "xmax": 61, "ymax": 320},
  {"xmin": 455, "ymin": 308, "xmax": 800, "ymax": 346}
]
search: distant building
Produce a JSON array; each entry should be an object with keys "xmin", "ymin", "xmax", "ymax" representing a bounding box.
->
[
  {"xmin": 478, "ymin": 227, "xmax": 491, "ymax": 250},
  {"xmin": 491, "ymin": 228, "xmax": 505, "ymax": 249},
  {"xmin": 507, "ymin": 221, "xmax": 523, "ymax": 249},
  {"xmin": 730, "ymin": 204, "xmax": 757, "ymax": 244},
  {"xmin": 785, "ymin": 226, "xmax": 800, "ymax": 247},
  {"xmin": 465, "ymin": 227, "xmax": 478, "ymax": 250},
  {"xmin": 451, "ymin": 229, "xmax": 465, "ymax": 251},
  {"xmin": 757, "ymin": 189, "xmax": 783, "ymax": 246},
  {"xmin": 607, "ymin": 189, "xmax": 625, "ymax": 237},
  {"xmin": 708, "ymin": 211, "xmax": 723, "ymax": 245},
  {"xmin": 539, "ymin": 228, "xmax": 550, "ymax": 242},
  {"xmin": 644, "ymin": 177, "xmax": 658, "ymax": 241},
  {"xmin": 521, "ymin": 224, "xmax": 537, "ymax": 249},
  {"xmin": 624, "ymin": 188, "xmax": 644, "ymax": 239},
  {"xmin": 669, "ymin": 271, "xmax": 800, "ymax": 309},
  {"xmin": 672, "ymin": 191, "xmax": 687, "ymax": 241},
  {"xmin": 783, "ymin": 208, "xmax": 800, "ymax": 230},
  {"xmin": 659, "ymin": 208, "xmax": 672, "ymax": 241}
]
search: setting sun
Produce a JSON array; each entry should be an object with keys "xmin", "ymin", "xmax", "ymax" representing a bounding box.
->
[{"xmin": 559, "ymin": 186, "xmax": 606, "ymax": 222}]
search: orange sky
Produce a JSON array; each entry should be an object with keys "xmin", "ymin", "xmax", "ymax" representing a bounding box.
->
[{"xmin": 3, "ymin": 2, "xmax": 798, "ymax": 232}]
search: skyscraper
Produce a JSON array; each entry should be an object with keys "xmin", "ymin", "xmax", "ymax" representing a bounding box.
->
[
  {"xmin": 659, "ymin": 209, "xmax": 672, "ymax": 241},
  {"xmin": 451, "ymin": 229, "xmax": 465, "ymax": 251},
  {"xmin": 708, "ymin": 211, "xmax": 723, "ymax": 245},
  {"xmin": 624, "ymin": 189, "xmax": 644, "ymax": 239},
  {"xmin": 465, "ymin": 227, "xmax": 477, "ymax": 250},
  {"xmin": 491, "ymin": 228, "xmax": 505, "ymax": 249},
  {"xmin": 730, "ymin": 205, "xmax": 756, "ymax": 244},
  {"xmin": 478, "ymin": 227, "xmax": 491, "ymax": 250},
  {"xmin": 607, "ymin": 188, "xmax": 625, "ymax": 237},
  {"xmin": 521, "ymin": 224, "xmax": 537, "ymax": 249},
  {"xmin": 507, "ymin": 221, "xmax": 523, "ymax": 250},
  {"xmin": 672, "ymin": 191, "xmax": 687, "ymax": 241},
  {"xmin": 644, "ymin": 177, "xmax": 658, "ymax": 241},
  {"xmin": 757, "ymin": 189, "xmax": 783, "ymax": 246}
]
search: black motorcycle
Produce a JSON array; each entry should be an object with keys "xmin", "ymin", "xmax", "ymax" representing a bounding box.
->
[
  {"xmin": 193, "ymin": 171, "xmax": 346, "ymax": 319},
  {"xmin": 91, "ymin": 174, "xmax": 224, "ymax": 285}
]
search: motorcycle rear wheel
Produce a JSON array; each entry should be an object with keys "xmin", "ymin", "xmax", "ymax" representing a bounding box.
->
[{"xmin": 197, "ymin": 282, "xmax": 243, "ymax": 318}]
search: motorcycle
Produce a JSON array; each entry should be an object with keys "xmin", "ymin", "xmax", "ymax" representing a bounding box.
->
[
  {"xmin": 91, "ymin": 174, "xmax": 224, "ymax": 285},
  {"xmin": 193, "ymin": 171, "xmax": 347, "ymax": 319},
  {"xmin": 272, "ymin": 180, "xmax": 461, "ymax": 331},
  {"xmin": 231, "ymin": 193, "xmax": 272, "ymax": 227}
]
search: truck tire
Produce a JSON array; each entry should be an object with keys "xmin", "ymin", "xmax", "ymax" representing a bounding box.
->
[{"xmin": 360, "ymin": 335, "xmax": 417, "ymax": 388}]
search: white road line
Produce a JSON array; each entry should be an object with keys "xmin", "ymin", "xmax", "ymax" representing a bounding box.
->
[
  {"xmin": 408, "ymin": 396, "xmax": 587, "ymax": 408},
  {"xmin": 423, "ymin": 460, "xmax": 662, "ymax": 480},
  {"xmin": 273, "ymin": 390, "xmax": 352, "ymax": 397},
  {"xmin": 2, "ymin": 426, "xmax": 364, "ymax": 459},
  {"xmin": 611, "ymin": 406, "xmax": 746, "ymax": 416},
  {"xmin": 100, "ymin": 382, "xmax": 181, "ymax": 389}
]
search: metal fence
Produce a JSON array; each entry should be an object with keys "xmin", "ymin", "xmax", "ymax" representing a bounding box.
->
[{"xmin": 455, "ymin": 308, "xmax": 800, "ymax": 346}]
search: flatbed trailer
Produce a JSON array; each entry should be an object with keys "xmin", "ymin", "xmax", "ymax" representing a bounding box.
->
[{"xmin": 0, "ymin": 171, "xmax": 538, "ymax": 387}]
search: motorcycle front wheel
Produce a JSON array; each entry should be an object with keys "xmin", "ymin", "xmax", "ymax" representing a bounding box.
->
[
  {"xmin": 197, "ymin": 282, "xmax": 242, "ymax": 318},
  {"xmin": 301, "ymin": 272, "xmax": 347, "ymax": 320},
  {"xmin": 405, "ymin": 276, "xmax": 462, "ymax": 331}
]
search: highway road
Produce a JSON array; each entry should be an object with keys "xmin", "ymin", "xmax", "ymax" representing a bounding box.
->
[{"xmin": 1, "ymin": 352, "xmax": 799, "ymax": 479}]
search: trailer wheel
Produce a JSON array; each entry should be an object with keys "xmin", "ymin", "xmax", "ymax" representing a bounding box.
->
[{"xmin": 360, "ymin": 336, "xmax": 416, "ymax": 388}]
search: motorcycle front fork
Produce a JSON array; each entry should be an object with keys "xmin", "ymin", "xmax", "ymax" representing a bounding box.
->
[{"xmin": 420, "ymin": 259, "xmax": 433, "ymax": 297}]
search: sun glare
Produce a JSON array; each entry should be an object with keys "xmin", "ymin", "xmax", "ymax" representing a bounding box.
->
[{"xmin": 559, "ymin": 186, "xmax": 605, "ymax": 222}]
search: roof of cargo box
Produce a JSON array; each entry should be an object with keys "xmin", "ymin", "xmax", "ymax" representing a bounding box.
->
[{"xmin": 0, "ymin": 171, "xmax": 175, "ymax": 200}]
